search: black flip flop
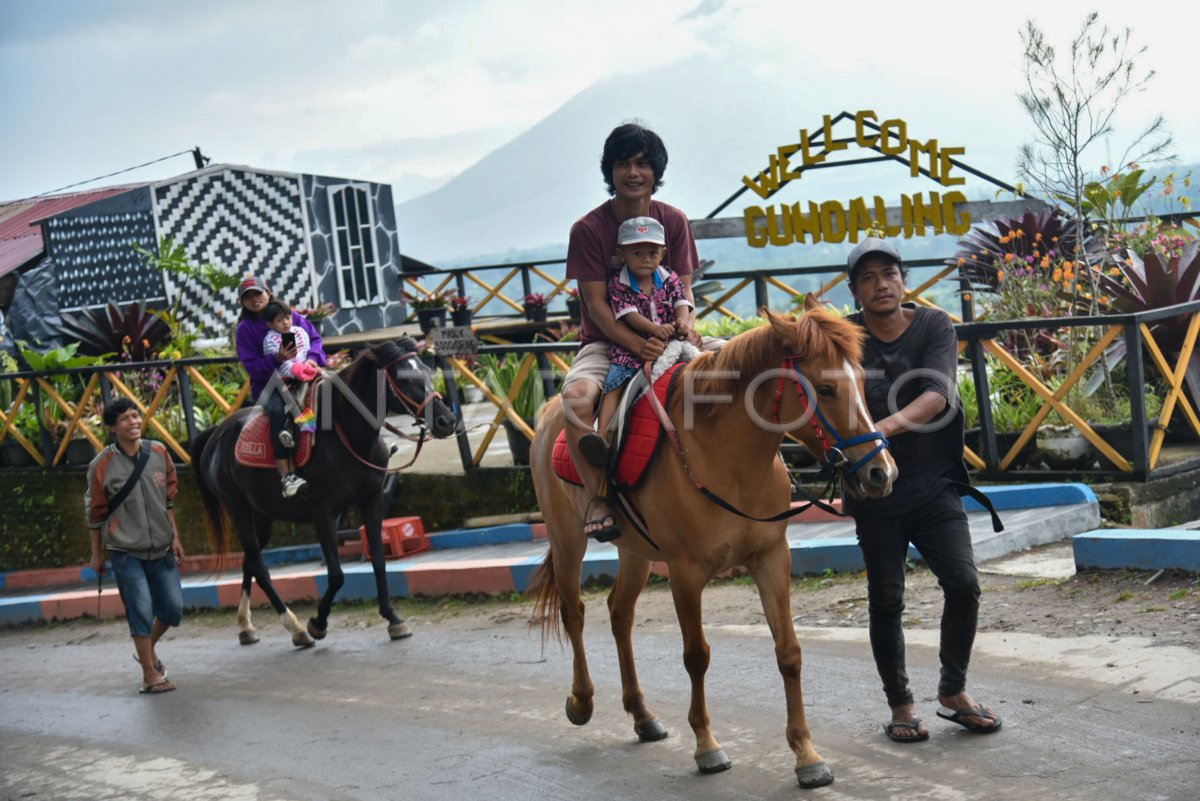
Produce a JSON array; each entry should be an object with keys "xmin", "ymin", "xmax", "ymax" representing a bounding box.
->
[
  {"xmin": 936, "ymin": 705, "xmax": 1002, "ymax": 733},
  {"xmin": 883, "ymin": 719, "xmax": 929, "ymax": 743},
  {"xmin": 583, "ymin": 495, "xmax": 621, "ymax": 542},
  {"xmin": 138, "ymin": 680, "xmax": 176, "ymax": 695},
  {"xmin": 578, "ymin": 433, "xmax": 610, "ymax": 468}
]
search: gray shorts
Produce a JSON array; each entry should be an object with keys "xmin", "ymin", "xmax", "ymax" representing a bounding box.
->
[{"xmin": 561, "ymin": 337, "xmax": 725, "ymax": 392}]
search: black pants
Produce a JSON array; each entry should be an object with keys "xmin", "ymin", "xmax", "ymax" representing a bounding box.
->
[
  {"xmin": 261, "ymin": 388, "xmax": 292, "ymax": 460},
  {"xmin": 854, "ymin": 486, "xmax": 980, "ymax": 708}
]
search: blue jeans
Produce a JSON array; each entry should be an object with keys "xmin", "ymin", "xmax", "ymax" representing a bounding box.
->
[{"xmin": 109, "ymin": 550, "xmax": 183, "ymax": 638}]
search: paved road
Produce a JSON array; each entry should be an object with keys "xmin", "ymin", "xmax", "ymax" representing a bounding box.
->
[{"xmin": 2, "ymin": 605, "xmax": 1197, "ymax": 801}]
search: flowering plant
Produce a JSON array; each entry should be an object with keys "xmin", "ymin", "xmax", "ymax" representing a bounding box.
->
[
  {"xmin": 564, "ymin": 287, "xmax": 580, "ymax": 299},
  {"xmin": 403, "ymin": 290, "xmax": 452, "ymax": 310},
  {"xmin": 522, "ymin": 293, "xmax": 548, "ymax": 308},
  {"xmin": 449, "ymin": 294, "xmax": 471, "ymax": 310},
  {"xmin": 296, "ymin": 302, "xmax": 337, "ymax": 322}
]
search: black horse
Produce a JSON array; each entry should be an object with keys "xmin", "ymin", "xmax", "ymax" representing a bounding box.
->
[{"xmin": 191, "ymin": 337, "xmax": 457, "ymax": 647}]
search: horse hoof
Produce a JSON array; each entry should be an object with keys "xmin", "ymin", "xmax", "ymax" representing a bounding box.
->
[
  {"xmin": 238, "ymin": 630, "xmax": 259, "ymax": 646},
  {"xmin": 635, "ymin": 719, "xmax": 669, "ymax": 742},
  {"xmin": 695, "ymin": 748, "xmax": 732, "ymax": 774},
  {"xmin": 795, "ymin": 760, "xmax": 834, "ymax": 789},
  {"xmin": 292, "ymin": 631, "xmax": 316, "ymax": 649},
  {"xmin": 388, "ymin": 621, "xmax": 413, "ymax": 640},
  {"xmin": 306, "ymin": 618, "xmax": 327, "ymax": 640},
  {"xmin": 564, "ymin": 696, "xmax": 592, "ymax": 726}
]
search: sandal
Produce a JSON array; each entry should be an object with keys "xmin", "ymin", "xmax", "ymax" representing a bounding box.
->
[
  {"xmin": 936, "ymin": 705, "xmax": 1002, "ymax": 733},
  {"xmin": 578, "ymin": 433, "xmax": 611, "ymax": 468},
  {"xmin": 583, "ymin": 495, "xmax": 621, "ymax": 542},
  {"xmin": 883, "ymin": 719, "xmax": 929, "ymax": 743},
  {"xmin": 138, "ymin": 679, "xmax": 176, "ymax": 695}
]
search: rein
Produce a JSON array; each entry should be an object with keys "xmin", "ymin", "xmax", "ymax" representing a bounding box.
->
[
  {"xmin": 333, "ymin": 350, "xmax": 441, "ymax": 473},
  {"xmin": 636, "ymin": 354, "xmax": 889, "ymax": 524}
]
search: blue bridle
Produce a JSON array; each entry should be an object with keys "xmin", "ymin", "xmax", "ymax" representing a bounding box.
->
[{"xmin": 777, "ymin": 355, "xmax": 890, "ymax": 480}]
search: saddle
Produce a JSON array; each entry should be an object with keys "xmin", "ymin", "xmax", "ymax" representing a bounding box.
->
[
  {"xmin": 235, "ymin": 380, "xmax": 319, "ymax": 469},
  {"xmin": 552, "ymin": 362, "xmax": 686, "ymax": 490}
]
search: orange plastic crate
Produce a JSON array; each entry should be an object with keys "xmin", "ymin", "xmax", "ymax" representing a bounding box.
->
[{"xmin": 360, "ymin": 516, "xmax": 428, "ymax": 559}]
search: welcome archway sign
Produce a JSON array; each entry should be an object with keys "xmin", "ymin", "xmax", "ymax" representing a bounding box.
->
[{"xmin": 691, "ymin": 110, "xmax": 1049, "ymax": 245}]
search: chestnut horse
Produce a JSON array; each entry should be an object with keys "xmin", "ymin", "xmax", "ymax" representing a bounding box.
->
[
  {"xmin": 529, "ymin": 297, "xmax": 896, "ymax": 789},
  {"xmin": 192, "ymin": 337, "xmax": 457, "ymax": 646}
]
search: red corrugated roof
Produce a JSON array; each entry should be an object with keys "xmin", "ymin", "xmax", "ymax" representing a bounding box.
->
[{"xmin": 0, "ymin": 184, "xmax": 148, "ymax": 278}]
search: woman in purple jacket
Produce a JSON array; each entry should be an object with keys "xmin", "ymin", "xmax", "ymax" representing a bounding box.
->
[{"xmin": 235, "ymin": 276, "xmax": 328, "ymax": 497}]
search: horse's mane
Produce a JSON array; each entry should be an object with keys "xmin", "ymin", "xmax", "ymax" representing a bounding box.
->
[
  {"xmin": 687, "ymin": 307, "xmax": 865, "ymax": 415},
  {"xmin": 335, "ymin": 340, "xmax": 405, "ymax": 389}
]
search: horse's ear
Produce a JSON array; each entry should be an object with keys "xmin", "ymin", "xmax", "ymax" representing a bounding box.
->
[
  {"xmin": 397, "ymin": 334, "xmax": 418, "ymax": 352},
  {"xmin": 764, "ymin": 308, "xmax": 802, "ymax": 351},
  {"xmin": 802, "ymin": 292, "xmax": 822, "ymax": 313}
]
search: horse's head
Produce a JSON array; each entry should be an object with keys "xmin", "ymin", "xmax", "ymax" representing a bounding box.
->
[
  {"xmin": 765, "ymin": 296, "xmax": 896, "ymax": 499},
  {"xmin": 368, "ymin": 336, "xmax": 458, "ymax": 439}
]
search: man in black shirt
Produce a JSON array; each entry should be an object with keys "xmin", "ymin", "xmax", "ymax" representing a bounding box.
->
[{"xmin": 844, "ymin": 238, "xmax": 1002, "ymax": 742}]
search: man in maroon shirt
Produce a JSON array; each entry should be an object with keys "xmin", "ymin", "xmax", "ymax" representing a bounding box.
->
[{"xmin": 561, "ymin": 123, "xmax": 716, "ymax": 540}]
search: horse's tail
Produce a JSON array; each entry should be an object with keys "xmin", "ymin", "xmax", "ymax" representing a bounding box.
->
[
  {"xmin": 189, "ymin": 424, "xmax": 228, "ymax": 572},
  {"xmin": 528, "ymin": 546, "xmax": 563, "ymax": 647}
]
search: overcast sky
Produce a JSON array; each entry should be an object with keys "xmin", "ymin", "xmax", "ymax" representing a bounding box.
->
[{"xmin": 1, "ymin": 0, "xmax": 1197, "ymax": 206}]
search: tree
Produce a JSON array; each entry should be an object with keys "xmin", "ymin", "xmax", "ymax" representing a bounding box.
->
[{"xmin": 1017, "ymin": 11, "xmax": 1174, "ymax": 276}]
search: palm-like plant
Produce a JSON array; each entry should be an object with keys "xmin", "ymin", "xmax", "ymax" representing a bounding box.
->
[
  {"xmin": 949, "ymin": 209, "xmax": 1105, "ymax": 290},
  {"xmin": 59, "ymin": 301, "xmax": 173, "ymax": 361},
  {"xmin": 1095, "ymin": 244, "xmax": 1200, "ymax": 400}
]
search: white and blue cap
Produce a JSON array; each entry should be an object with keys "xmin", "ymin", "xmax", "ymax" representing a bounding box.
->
[
  {"xmin": 846, "ymin": 237, "xmax": 902, "ymax": 275},
  {"xmin": 617, "ymin": 216, "xmax": 666, "ymax": 247}
]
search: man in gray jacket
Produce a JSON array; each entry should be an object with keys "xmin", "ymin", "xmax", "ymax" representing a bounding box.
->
[{"xmin": 86, "ymin": 396, "xmax": 185, "ymax": 694}]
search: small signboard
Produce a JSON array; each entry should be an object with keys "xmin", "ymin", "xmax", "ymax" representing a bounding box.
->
[{"xmin": 430, "ymin": 325, "xmax": 478, "ymax": 356}]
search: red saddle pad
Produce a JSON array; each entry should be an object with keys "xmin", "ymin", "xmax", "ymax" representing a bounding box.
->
[
  {"xmin": 552, "ymin": 363, "xmax": 682, "ymax": 490},
  {"xmin": 235, "ymin": 410, "xmax": 314, "ymax": 470}
]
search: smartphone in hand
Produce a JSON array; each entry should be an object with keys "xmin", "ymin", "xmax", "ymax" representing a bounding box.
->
[{"xmin": 281, "ymin": 331, "xmax": 296, "ymax": 349}]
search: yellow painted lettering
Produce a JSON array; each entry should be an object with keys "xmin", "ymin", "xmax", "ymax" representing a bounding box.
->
[
  {"xmin": 800, "ymin": 127, "xmax": 826, "ymax": 167},
  {"xmin": 879, "ymin": 118, "xmax": 908, "ymax": 156},
  {"xmin": 901, "ymin": 193, "xmax": 916, "ymax": 237},
  {"xmin": 846, "ymin": 196, "xmax": 872, "ymax": 243},
  {"xmin": 790, "ymin": 201, "xmax": 822, "ymax": 244},
  {"xmin": 741, "ymin": 154, "xmax": 781, "ymax": 199},
  {"xmin": 855, "ymin": 110, "xmax": 878, "ymax": 148},
  {"xmin": 939, "ymin": 146, "xmax": 965, "ymax": 186},
  {"xmin": 777, "ymin": 143, "xmax": 802, "ymax": 182},
  {"xmin": 819, "ymin": 199, "xmax": 847, "ymax": 244},
  {"xmin": 908, "ymin": 138, "xmax": 939, "ymax": 179},
  {"xmin": 744, "ymin": 206, "xmax": 768, "ymax": 248},
  {"xmin": 943, "ymin": 191, "xmax": 971, "ymax": 234},
  {"xmin": 874, "ymin": 195, "xmax": 902, "ymax": 237},
  {"xmin": 766, "ymin": 205, "xmax": 794, "ymax": 247},
  {"xmin": 822, "ymin": 115, "xmax": 847, "ymax": 154},
  {"xmin": 920, "ymin": 191, "xmax": 944, "ymax": 234}
]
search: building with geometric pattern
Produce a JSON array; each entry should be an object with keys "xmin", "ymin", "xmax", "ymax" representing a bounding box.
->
[{"xmin": 1, "ymin": 163, "xmax": 410, "ymax": 342}]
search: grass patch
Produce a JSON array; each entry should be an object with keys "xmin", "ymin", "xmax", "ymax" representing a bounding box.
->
[
  {"xmin": 1169, "ymin": 588, "xmax": 1190, "ymax": 600},
  {"xmin": 1138, "ymin": 606, "xmax": 1165, "ymax": 613},
  {"xmin": 1115, "ymin": 590, "xmax": 1134, "ymax": 602},
  {"xmin": 1016, "ymin": 578, "xmax": 1062, "ymax": 591}
]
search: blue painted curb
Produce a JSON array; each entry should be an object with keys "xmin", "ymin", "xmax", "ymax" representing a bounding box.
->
[
  {"xmin": 965, "ymin": 483, "xmax": 1096, "ymax": 512},
  {"xmin": 1073, "ymin": 529, "xmax": 1200, "ymax": 571},
  {"xmin": 430, "ymin": 523, "xmax": 534, "ymax": 549},
  {"xmin": 0, "ymin": 599, "xmax": 46, "ymax": 626}
]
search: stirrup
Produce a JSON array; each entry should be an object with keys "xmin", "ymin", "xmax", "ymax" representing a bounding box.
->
[
  {"xmin": 578, "ymin": 433, "xmax": 610, "ymax": 468},
  {"xmin": 278, "ymin": 429, "xmax": 295, "ymax": 449}
]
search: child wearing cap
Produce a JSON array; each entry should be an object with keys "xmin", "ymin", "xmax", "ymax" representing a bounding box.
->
[{"xmin": 578, "ymin": 216, "xmax": 695, "ymax": 465}]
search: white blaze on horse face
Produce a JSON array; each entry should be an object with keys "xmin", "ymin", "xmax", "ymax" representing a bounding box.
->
[{"xmin": 842, "ymin": 359, "xmax": 877, "ymax": 432}]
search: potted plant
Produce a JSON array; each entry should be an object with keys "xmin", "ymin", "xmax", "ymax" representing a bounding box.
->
[
  {"xmin": 523, "ymin": 292, "xmax": 548, "ymax": 323},
  {"xmin": 404, "ymin": 291, "xmax": 450, "ymax": 334},
  {"xmin": 564, "ymin": 288, "xmax": 581, "ymax": 323},
  {"xmin": 477, "ymin": 353, "xmax": 545, "ymax": 465},
  {"xmin": 450, "ymin": 294, "xmax": 473, "ymax": 327}
]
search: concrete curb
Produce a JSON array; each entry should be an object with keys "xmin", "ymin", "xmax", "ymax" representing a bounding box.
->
[
  {"xmin": 0, "ymin": 482, "xmax": 1133, "ymax": 626},
  {"xmin": 1073, "ymin": 529, "xmax": 1200, "ymax": 571}
]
